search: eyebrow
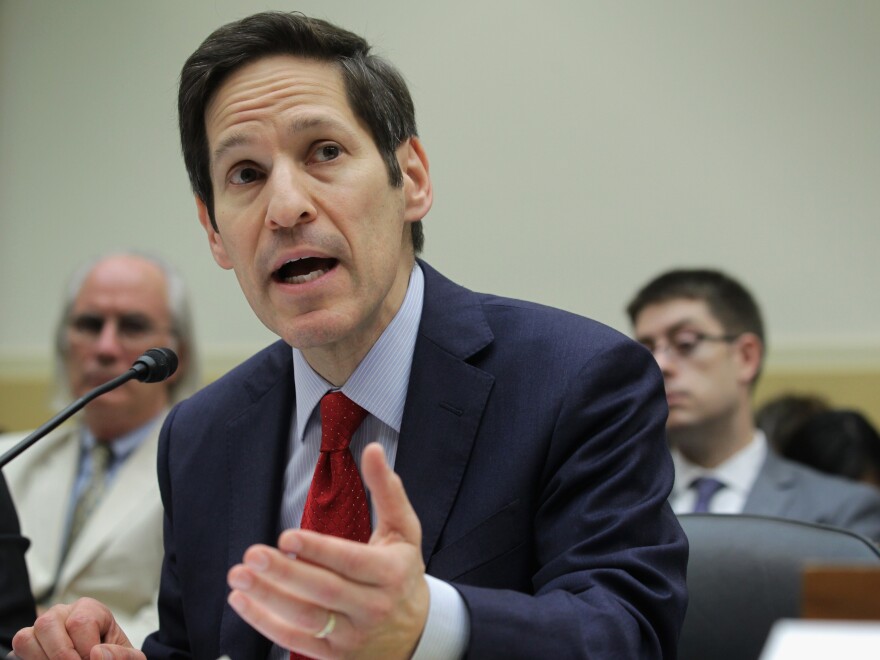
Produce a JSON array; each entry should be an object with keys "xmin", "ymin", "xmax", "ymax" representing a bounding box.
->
[
  {"xmin": 210, "ymin": 115, "xmax": 357, "ymax": 167},
  {"xmin": 211, "ymin": 133, "xmax": 253, "ymax": 167},
  {"xmin": 635, "ymin": 319, "xmax": 696, "ymax": 343}
]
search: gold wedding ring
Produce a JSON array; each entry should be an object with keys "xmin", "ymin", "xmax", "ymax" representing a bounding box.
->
[{"xmin": 314, "ymin": 611, "xmax": 336, "ymax": 639}]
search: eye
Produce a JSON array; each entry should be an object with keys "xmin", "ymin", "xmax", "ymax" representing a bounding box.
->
[
  {"xmin": 312, "ymin": 143, "xmax": 341, "ymax": 163},
  {"xmin": 671, "ymin": 331, "xmax": 701, "ymax": 357},
  {"xmin": 117, "ymin": 315, "xmax": 154, "ymax": 339},
  {"xmin": 638, "ymin": 340, "xmax": 657, "ymax": 354},
  {"xmin": 229, "ymin": 165, "xmax": 263, "ymax": 185},
  {"xmin": 70, "ymin": 314, "xmax": 104, "ymax": 336}
]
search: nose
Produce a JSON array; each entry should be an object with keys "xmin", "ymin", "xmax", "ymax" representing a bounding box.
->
[
  {"xmin": 265, "ymin": 162, "xmax": 318, "ymax": 229},
  {"xmin": 647, "ymin": 344, "xmax": 677, "ymax": 378},
  {"xmin": 93, "ymin": 319, "xmax": 125, "ymax": 361}
]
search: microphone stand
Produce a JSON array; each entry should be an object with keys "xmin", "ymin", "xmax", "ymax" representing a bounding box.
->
[{"xmin": 0, "ymin": 370, "xmax": 139, "ymax": 469}]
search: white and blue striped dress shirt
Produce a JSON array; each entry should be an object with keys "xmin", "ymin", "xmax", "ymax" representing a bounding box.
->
[{"xmin": 270, "ymin": 263, "xmax": 468, "ymax": 660}]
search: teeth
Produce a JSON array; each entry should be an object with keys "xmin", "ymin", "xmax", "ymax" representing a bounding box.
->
[{"xmin": 279, "ymin": 267, "xmax": 329, "ymax": 284}]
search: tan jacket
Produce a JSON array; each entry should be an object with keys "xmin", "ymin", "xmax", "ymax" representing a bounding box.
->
[{"xmin": 0, "ymin": 418, "xmax": 164, "ymax": 648}]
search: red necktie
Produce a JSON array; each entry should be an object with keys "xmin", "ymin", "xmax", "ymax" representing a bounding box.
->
[
  {"xmin": 300, "ymin": 391, "xmax": 371, "ymax": 542},
  {"xmin": 293, "ymin": 393, "xmax": 370, "ymax": 659}
]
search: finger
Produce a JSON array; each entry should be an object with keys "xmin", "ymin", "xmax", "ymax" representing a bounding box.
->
[
  {"xmin": 279, "ymin": 528, "xmax": 419, "ymax": 590},
  {"xmin": 228, "ymin": 546, "xmax": 363, "ymax": 634},
  {"xmin": 89, "ymin": 646, "xmax": 146, "ymax": 660},
  {"xmin": 360, "ymin": 443, "xmax": 421, "ymax": 545},
  {"xmin": 227, "ymin": 579, "xmax": 341, "ymax": 658},
  {"xmin": 11, "ymin": 626, "xmax": 52, "ymax": 660},
  {"xmin": 20, "ymin": 606, "xmax": 84, "ymax": 660},
  {"xmin": 63, "ymin": 598, "xmax": 133, "ymax": 657}
]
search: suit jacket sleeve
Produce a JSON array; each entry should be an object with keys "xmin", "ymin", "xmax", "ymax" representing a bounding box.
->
[
  {"xmin": 0, "ymin": 472, "xmax": 37, "ymax": 651},
  {"xmin": 448, "ymin": 339, "xmax": 687, "ymax": 658}
]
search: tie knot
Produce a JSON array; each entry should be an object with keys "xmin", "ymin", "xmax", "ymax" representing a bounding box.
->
[
  {"xmin": 320, "ymin": 391, "xmax": 368, "ymax": 452},
  {"xmin": 691, "ymin": 476, "xmax": 725, "ymax": 513},
  {"xmin": 91, "ymin": 442, "xmax": 113, "ymax": 472}
]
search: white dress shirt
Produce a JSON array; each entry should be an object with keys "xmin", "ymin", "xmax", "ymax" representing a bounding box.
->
[{"xmin": 670, "ymin": 430, "xmax": 769, "ymax": 514}]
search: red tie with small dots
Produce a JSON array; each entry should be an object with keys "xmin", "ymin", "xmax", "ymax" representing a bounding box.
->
[
  {"xmin": 301, "ymin": 391, "xmax": 372, "ymax": 542},
  {"xmin": 293, "ymin": 392, "xmax": 370, "ymax": 659}
]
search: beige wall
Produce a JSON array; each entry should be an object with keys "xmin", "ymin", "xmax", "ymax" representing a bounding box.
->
[{"xmin": 2, "ymin": 2, "xmax": 878, "ymax": 427}]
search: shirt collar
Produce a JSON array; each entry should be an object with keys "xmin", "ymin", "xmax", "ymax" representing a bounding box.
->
[
  {"xmin": 292, "ymin": 263, "xmax": 424, "ymax": 442},
  {"xmin": 80, "ymin": 410, "xmax": 166, "ymax": 462},
  {"xmin": 671, "ymin": 429, "xmax": 768, "ymax": 499}
]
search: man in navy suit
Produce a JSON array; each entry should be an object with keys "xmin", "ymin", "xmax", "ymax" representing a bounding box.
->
[{"xmin": 12, "ymin": 12, "xmax": 687, "ymax": 659}]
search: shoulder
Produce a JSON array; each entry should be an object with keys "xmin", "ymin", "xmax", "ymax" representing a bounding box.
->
[
  {"xmin": 0, "ymin": 425, "xmax": 77, "ymax": 478},
  {"xmin": 174, "ymin": 340, "xmax": 292, "ymax": 420},
  {"xmin": 763, "ymin": 451, "xmax": 880, "ymax": 510},
  {"xmin": 420, "ymin": 260, "xmax": 643, "ymax": 362}
]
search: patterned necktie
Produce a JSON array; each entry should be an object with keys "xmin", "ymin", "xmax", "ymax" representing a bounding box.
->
[
  {"xmin": 294, "ymin": 393, "xmax": 370, "ymax": 660},
  {"xmin": 691, "ymin": 476, "xmax": 725, "ymax": 513},
  {"xmin": 66, "ymin": 442, "xmax": 113, "ymax": 553},
  {"xmin": 300, "ymin": 391, "xmax": 371, "ymax": 542}
]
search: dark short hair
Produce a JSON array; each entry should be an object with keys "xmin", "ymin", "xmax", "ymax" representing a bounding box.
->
[
  {"xmin": 783, "ymin": 410, "xmax": 880, "ymax": 483},
  {"xmin": 178, "ymin": 11, "xmax": 423, "ymax": 253},
  {"xmin": 627, "ymin": 269, "xmax": 765, "ymax": 343},
  {"xmin": 756, "ymin": 393, "xmax": 830, "ymax": 452},
  {"xmin": 627, "ymin": 269, "xmax": 766, "ymax": 381}
]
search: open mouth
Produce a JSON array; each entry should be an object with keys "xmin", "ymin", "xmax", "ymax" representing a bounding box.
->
[{"xmin": 273, "ymin": 257, "xmax": 338, "ymax": 285}]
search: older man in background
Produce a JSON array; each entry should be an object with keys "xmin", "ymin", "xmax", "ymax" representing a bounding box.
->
[{"xmin": 0, "ymin": 251, "xmax": 199, "ymax": 647}]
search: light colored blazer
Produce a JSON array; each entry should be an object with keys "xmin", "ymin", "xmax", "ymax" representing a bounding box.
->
[
  {"xmin": 0, "ymin": 419, "xmax": 164, "ymax": 648},
  {"xmin": 744, "ymin": 449, "xmax": 880, "ymax": 541}
]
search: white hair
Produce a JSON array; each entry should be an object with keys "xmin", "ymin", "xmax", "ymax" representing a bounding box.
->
[{"xmin": 52, "ymin": 250, "xmax": 201, "ymax": 409}]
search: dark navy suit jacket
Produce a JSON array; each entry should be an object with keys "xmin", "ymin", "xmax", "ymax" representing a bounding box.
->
[{"xmin": 144, "ymin": 261, "xmax": 688, "ymax": 659}]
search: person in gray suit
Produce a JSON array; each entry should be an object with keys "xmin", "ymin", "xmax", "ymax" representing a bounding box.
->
[{"xmin": 627, "ymin": 268, "xmax": 880, "ymax": 540}]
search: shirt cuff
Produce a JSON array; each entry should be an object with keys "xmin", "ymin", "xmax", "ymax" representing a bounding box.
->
[{"xmin": 410, "ymin": 575, "xmax": 469, "ymax": 660}]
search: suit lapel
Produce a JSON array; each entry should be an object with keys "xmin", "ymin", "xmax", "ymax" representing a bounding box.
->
[
  {"xmin": 218, "ymin": 342, "xmax": 293, "ymax": 659},
  {"xmin": 396, "ymin": 262, "xmax": 495, "ymax": 561},
  {"xmin": 743, "ymin": 450, "xmax": 798, "ymax": 516},
  {"xmin": 58, "ymin": 422, "xmax": 163, "ymax": 588},
  {"xmin": 5, "ymin": 426, "xmax": 79, "ymax": 597}
]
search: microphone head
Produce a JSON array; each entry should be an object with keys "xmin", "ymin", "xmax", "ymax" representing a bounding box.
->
[{"xmin": 131, "ymin": 347, "xmax": 179, "ymax": 383}]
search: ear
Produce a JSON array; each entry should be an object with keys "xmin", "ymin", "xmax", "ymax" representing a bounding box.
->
[
  {"xmin": 734, "ymin": 332, "xmax": 763, "ymax": 386},
  {"xmin": 196, "ymin": 196, "xmax": 234, "ymax": 270},
  {"xmin": 398, "ymin": 137, "xmax": 433, "ymax": 223}
]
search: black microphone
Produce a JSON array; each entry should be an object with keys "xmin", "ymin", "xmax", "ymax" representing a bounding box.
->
[{"xmin": 0, "ymin": 347, "xmax": 178, "ymax": 469}]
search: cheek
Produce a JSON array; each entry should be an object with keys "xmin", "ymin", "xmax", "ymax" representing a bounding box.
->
[{"xmin": 64, "ymin": 346, "xmax": 88, "ymax": 373}]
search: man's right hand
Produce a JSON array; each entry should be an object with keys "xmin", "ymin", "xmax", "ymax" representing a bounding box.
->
[{"xmin": 11, "ymin": 598, "xmax": 144, "ymax": 660}]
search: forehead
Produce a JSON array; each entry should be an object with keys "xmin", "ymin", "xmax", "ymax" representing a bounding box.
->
[
  {"xmin": 634, "ymin": 298, "xmax": 722, "ymax": 337},
  {"xmin": 73, "ymin": 257, "xmax": 169, "ymax": 316},
  {"xmin": 204, "ymin": 55, "xmax": 354, "ymax": 147}
]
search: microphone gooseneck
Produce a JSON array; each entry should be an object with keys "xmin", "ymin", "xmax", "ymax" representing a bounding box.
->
[{"xmin": 0, "ymin": 347, "xmax": 179, "ymax": 469}]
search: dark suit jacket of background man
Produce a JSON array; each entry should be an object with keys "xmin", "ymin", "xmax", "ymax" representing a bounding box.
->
[
  {"xmin": 143, "ymin": 261, "xmax": 688, "ymax": 659},
  {"xmin": 0, "ymin": 472, "xmax": 36, "ymax": 652}
]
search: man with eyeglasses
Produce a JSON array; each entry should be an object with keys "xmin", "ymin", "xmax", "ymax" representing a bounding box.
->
[
  {"xmin": 627, "ymin": 268, "xmax": 880, "ymax": 539},
  {"xmin": 0, "ymin": 252, "xmax": 200, "ymax": 646}
]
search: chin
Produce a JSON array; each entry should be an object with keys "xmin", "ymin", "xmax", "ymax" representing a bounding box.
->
[
  {"xmin": 665, "ymin": 413, "xmax": 694, "ymax": 432},
  {"xmin": 276, "ymin": 310, "xmax": 357, "ymax": 351}
]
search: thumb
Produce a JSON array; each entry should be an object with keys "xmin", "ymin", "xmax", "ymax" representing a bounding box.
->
[
  {"xmin": 361, "ymin": 442, "xmax": 421, "ymax": 546},
  {"xmin": 89, "ymin": 645, "xmax": 145, "ymax": 660}
]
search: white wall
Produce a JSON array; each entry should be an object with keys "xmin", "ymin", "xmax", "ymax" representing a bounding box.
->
[{"xmin": 2, "ymin": 0, "xmax": 878, "ymax": 376}]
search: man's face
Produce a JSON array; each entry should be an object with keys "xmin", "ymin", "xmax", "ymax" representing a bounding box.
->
[
  {"xmin": 198, "ymin": 55, "xmax": 431, "ymax": 373},
  {"xmin": 64, "ymin": 255, "xmax": 175, "ymax": 434},
  {"xmin": 633, "ymin": 298, "xmax": 747, "ymax": 432}
]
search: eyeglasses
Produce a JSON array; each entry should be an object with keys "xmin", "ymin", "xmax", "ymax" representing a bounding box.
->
[
  {"xmin": 67, "ymin": 313, "xmax": 172, "ymax": 349},
  {"xmin": 639, "ymin": 329, "xmax": 740, "ymax": 361}
]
